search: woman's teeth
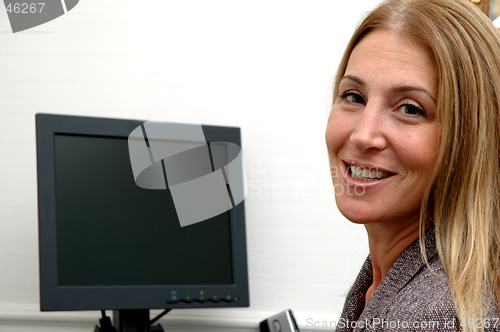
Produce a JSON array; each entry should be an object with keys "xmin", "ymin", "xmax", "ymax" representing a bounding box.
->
[{"xmin": 349, "ymin": 165, "xmax": 390, "ymax": 182}]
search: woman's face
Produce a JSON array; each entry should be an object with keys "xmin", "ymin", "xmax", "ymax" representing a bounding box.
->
[{"xmin": 326, "ymin": 29, "xmax": 439, "ymax": 228}]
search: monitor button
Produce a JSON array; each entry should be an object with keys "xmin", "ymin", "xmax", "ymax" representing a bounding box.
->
[{"xmin": 166, "ymin": 295, "xmax": 180, "ymax": 304}]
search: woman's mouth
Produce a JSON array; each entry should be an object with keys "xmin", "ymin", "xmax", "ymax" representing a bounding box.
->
[{"xmin": 346, "ymin": 164, "xmax": 394, "ymax": 182}]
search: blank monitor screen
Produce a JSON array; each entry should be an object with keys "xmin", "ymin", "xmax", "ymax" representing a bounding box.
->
[{"xmin": 54, "ymin": 134, "xmax": 233, "ymax": 287}]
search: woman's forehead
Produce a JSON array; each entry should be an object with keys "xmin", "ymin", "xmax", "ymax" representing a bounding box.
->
[{"xmin": 345, "ymin": 30, "xmax": 438, "ymax": 98}]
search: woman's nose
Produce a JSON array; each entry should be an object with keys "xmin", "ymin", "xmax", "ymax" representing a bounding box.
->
[{"xmin": 349, "ymin": 104, "xmax": 387, "ymax": 152}]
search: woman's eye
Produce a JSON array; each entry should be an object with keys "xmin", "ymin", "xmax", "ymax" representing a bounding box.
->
[
  {"xmin": 400, "ymin": 103, "xmax": 425, "ymax": 116},
  {"xmin": 342, "ymin": 92, "xmax": 365, "ymax": 105}
]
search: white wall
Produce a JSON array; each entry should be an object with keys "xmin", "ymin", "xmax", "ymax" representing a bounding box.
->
[{"xmin": 0, "ymin": 1, "xmax": 381, "ymax": 331}]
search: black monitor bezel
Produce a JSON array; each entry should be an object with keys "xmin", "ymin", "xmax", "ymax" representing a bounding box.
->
[{"xmin": 36, "ymin": 113, "xmax": 249, "ymax": 311}]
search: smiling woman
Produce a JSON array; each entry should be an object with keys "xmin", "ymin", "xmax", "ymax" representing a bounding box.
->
[
  {"xmin": 327, "ymin": 30, "xmax": 439, "ymax": 229},
  {"xmin": 326, "ymin": 0, "xmax": 500, "ymax": 331}
]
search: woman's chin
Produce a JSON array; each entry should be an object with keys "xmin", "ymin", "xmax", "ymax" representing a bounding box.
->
[
  {"xmin": 337, "ymin": 206, "xmax": 382, "ymax": 225},
  {"xmin": 335, "ymin": 199, "xmax": 383, "ymax": 224}
]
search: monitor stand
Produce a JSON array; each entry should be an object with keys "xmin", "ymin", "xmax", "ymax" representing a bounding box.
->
[
  {"xmin": 94, "ymin": 309, "xmax": 166, "ymax": 332},
  {"xmin": 114, "ymin": 310, "xmax": 165, "ymax": 332}
]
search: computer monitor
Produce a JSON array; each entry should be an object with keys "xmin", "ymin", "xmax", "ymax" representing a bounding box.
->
[{"xmin": 36, "ymin": 113, "xmax": 249, "ymax": 331}]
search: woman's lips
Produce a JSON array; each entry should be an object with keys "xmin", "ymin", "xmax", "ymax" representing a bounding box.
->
[{"xmin": 343, "ymin": 161, "xmax": 396, "ymax": 183}]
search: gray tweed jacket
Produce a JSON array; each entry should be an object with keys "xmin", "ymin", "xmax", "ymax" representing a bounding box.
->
[{"xmin": 336, "ymin": 228, "xmax": 499, "ymax": 332}]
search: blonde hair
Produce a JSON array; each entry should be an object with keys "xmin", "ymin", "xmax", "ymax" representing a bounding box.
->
[{"xmin": 333, "ymin": 0, "xmax": 500, "ymax": 330}]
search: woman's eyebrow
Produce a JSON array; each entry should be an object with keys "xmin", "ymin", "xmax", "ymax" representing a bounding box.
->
[
  {"xmin": 341, "ymin": 75, "xmax": 436, "ymax": 104},
  {"xmin": 392, "ymin": 85, "xmax": 436, "ymax": 104},
  {"xmin": 340, "ymin": 75, "xmax": 365, "ymax": 87}
]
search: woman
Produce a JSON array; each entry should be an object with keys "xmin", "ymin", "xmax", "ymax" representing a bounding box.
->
[{"xmin": 326, "ymin": 0, "xmax": 500, "ymax": 331}]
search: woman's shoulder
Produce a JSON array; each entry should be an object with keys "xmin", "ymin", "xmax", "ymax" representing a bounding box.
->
[{"xmin": 382, "ymin": 257, "xmax": 500, "ymax": 331}]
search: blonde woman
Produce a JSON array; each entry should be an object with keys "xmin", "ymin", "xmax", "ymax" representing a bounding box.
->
[{"xmin": 326, "ymin": 0, "xmax": 500, "ymax": 331}]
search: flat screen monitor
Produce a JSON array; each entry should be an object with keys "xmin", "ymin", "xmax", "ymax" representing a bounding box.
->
[{"xmin": 36, "ymin": 113, "xmax": 249, "ymax": 331}]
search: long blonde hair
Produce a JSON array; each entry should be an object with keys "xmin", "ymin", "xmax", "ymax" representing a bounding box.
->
[{"xmin": 333, "ymin": 0, "xmax": 500, "ymax": 330}]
